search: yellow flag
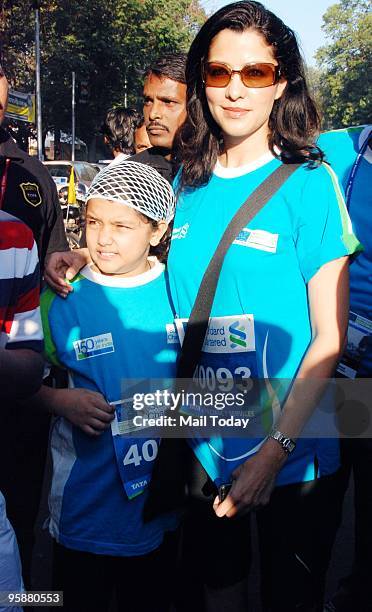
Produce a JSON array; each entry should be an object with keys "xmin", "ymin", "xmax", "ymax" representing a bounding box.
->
[{"xmin": 67, "ymin": 166, "xmax": 76, "ymax": 204}]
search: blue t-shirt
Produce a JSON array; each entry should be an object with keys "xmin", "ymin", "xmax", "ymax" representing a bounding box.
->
[
  {"xmin": 41, "ymin": 259, "xmax": 179, "ymax": 556},
  {"xmin": 319, "ymin": 126, "xmax": 372, "ymax": 375},
  {"xmin": 168, "ymin": 156, "xmax": 361, "ymax": 486}
]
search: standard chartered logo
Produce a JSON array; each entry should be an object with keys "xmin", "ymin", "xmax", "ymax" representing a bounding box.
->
[
  {"xmin": 229, "ymin": 321, "xmax": 247, "ymax": 349},
  {"xmin": 180, "ymin": 314, "xmax": 253, "ymax": 354}
]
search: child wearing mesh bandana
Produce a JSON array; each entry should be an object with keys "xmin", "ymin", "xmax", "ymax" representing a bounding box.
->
[{"xmin": 37, "ymin": 162, "xmax": 179, "ymax": 612}]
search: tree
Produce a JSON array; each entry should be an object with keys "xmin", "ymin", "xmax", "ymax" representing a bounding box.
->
[
  {"xmin": 0, "ymin": 0, "xmax": 206, "ymax": 157},
  {"xmin": 0, "ymin": 1, "xmax": 37, "ymax": 90},
  {"xmin": 305, "ymin": 66, "xmax": 323, "ymax": 114},
  {"xmin": 315, "ymin": 0, "xmax": 371, "ymax": 129}
]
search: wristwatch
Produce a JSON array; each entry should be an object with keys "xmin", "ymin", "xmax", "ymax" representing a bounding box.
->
[{"xmin": 269, "ymin": 429, "xmax": 296, "ymax": 454}]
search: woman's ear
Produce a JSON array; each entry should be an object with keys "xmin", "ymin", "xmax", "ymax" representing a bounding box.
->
[
  {"xmin": 274, "ymin": 78, "xmax": 287, "ymax": 101},
  {"xmin": 150, "ymin": 221, "xmax": 168, "ymax": 246}
]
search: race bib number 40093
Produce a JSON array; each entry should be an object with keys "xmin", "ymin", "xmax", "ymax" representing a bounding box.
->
[{"xmin": 175, "ymin": 314, "xmax": 258, "ymax": 396}]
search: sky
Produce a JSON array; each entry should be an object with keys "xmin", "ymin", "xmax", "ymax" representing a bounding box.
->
[{"xmin": 199, "ymin": 0, "xmax": 337, "ymax": 66}]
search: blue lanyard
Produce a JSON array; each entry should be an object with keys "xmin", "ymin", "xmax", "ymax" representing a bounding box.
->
[{"xmin": 345, "ymin": 134, "xmax": 371, "ymax": 210}]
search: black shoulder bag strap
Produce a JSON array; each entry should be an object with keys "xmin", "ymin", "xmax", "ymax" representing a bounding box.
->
[
  {"xmin": 176, "ymin": 162, "xmax": 300, "ymax": 381},
  {"xmin": 144, "ymin": 162, "xmax": 300, "ymax": 520}
]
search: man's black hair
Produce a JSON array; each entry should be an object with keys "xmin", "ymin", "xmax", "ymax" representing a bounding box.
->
[
  {"xmin": 100, "ymin": 107, "xmax": 143, "ymax": 155},
  {"xmin": 145, "ymin": 52, "xmax": 187, "ymax": 85}
]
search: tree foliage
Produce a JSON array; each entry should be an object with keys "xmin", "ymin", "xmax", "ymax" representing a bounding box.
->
[
  {"xmin": 305, "ymin": 66, "xmax": 323, "ymax": 113},
  {"xmin": 0, "ymin": 0, "xmax": 206, "ymax": 154},
  {"xmin": 315, "ymin": 0, "xmax": 372, "ymax": 129}
]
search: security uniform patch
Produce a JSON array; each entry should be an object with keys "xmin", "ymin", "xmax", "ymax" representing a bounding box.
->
[{"xmin": 20, "ymin": 182, "xmax": 42, "ymax": 207}]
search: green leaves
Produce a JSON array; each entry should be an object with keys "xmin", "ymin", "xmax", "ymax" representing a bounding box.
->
[
  {"xmin": 1, "ymin": 0, "xmax": 206, "ymax": 154},
  {"xmin": 316, "ymin": 0, "xmax": 371, "ymax": 128}
]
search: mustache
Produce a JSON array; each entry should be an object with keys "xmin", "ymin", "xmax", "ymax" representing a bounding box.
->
[{"xmin": 147, "ymin": 122, "xmax": 169, "ymax": 132}]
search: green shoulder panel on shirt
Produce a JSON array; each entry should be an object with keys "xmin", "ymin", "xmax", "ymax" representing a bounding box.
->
[
  {"xmin": 40, "ymin": 288, "xmax": 63, "ymax": 368},
  {"xmin": 321, "ymin": 162, "xmax": 363, "ymax": 255},
  {"xmin": 69, "ymin": 272, "xmax": 85, "ymax": 286},
  {"xmin": 40, "ymin": 273, "xmax": 87, "ymax": 366},
  {"xmin": 321, "ymin": 125, "xmax": 365, "ymax": 137}
]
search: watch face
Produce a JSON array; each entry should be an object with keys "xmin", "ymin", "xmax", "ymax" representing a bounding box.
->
[
  {"xmin": 270, "ymin": 430, "xmax": 295, "ymax": 453},
  {"xmin": 284, "ymin": 440, "xmax": 295, "ymax": 452}
]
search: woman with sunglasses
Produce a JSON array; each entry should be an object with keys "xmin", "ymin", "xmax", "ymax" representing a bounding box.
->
[{"xmin": 168, "ymin": 2, "xmax": 361, "ymax": 611}]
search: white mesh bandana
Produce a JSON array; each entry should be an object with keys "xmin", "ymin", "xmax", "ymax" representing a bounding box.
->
[{"xmin": 86, "ymin": 160, "xmax": 175, "ymax": 222}]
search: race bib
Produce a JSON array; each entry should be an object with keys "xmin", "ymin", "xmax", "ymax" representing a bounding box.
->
[
  {"xmin": 175, "ymin": 314, "xmax": 259, "ymax": 415},
  {"xmin": 337, "ymin": 312, "xmax": 372, "ymax": 378},
  {"xmin": 175, "ymin": 315, "xmax": 272, "ymax": 483},
  {"xmin": 110, "ymin": 397, "xmax": 162, "ymax": 500}
]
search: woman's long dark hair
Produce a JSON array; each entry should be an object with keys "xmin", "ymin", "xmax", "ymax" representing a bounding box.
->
[{"xmin": 178, "ymin": 1, "xmax": 323, "ymax": 191}]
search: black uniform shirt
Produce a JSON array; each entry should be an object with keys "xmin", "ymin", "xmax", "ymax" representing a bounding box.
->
[
  {"xmin": 0, "ymin": 128, "xmax": 68, "ymax": 270},
  {"xmin": 130, "ymin": 146, "xmax": 176, "ymax": 185}
]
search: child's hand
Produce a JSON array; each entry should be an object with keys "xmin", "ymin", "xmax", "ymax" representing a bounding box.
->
[{"xmin": 57, "ymin": 388, "xmax": 115, "ymax": 436}]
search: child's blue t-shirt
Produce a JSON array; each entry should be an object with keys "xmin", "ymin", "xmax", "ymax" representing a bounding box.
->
[
  {"xmin": 168, "ymin": 156, "xmax": 361, "ymax": 487},
  {"xmin": 41, "ymin": 259, "xmax": 179, "ymax": 556}
]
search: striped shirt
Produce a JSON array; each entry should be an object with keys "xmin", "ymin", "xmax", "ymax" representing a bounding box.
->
[{"xmin": 0, "ymin": 210, "xmax": 43, "ymax": 352}]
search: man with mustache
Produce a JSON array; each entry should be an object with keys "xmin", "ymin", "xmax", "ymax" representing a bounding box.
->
[
  {"xmin": 45, "ymin": 52, "xmax": 187, "ymax": 291},
  {"xmin": 132, "ymin": 53, "xmax": 187, "ymax": 182}
]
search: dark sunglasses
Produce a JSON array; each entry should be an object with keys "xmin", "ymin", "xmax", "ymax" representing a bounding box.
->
[{"xmin": 204, "ymin": 61, "xmax": 280, "ymax": 89}]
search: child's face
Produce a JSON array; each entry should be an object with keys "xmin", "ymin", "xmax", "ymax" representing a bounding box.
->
[{"xmin": 86, "ymin": 198, "xmax": 166, "ymax": 277}]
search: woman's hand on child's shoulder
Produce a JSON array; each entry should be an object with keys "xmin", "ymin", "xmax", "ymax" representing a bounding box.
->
[{"xmin": 56, "ymin": 388, "xmax": 115, "ymax": 436}]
